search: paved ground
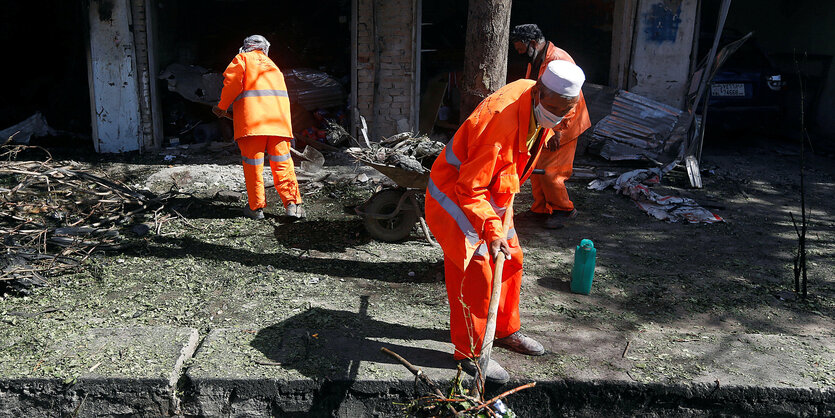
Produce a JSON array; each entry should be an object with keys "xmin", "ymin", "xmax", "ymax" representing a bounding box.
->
[{"xmin": 1, "ymin": 135, "xmax": 834, "ymax": 416}]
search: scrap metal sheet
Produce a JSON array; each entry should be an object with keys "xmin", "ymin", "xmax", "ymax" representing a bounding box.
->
[{"xmin": 591, "ymin": 91, "xmax": 683, "ymax": 162}]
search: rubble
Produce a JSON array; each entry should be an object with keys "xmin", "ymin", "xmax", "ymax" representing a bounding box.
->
[
  {"xmin": 0, "ymin": 113, "xmax": 57, "ymax": 146},
  {"xmin": 588, "ymin": 164, "xmax": 724, "ymax": 224},
  {"xmin": 347, "ymin": 133, "xmax": 445, "ymax": 174},
  {"xmin": 0, "ymin": 143, "xmax": 203, "ymax": 294},
  {"xmin": 588, "ymin": 91, "xmax": 684, "ymax": 163}
]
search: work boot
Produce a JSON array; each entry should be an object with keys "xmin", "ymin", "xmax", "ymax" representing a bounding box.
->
[
  {"xmin": 458, "ymin": 358, "xmax": 510, "ymax": 385},
  {"xmin": 285, "ymin": 203, "xmax": 306, "ymax": 220},
  {"xmin": 515, "ymin": 210, "xmax": 547, "ymax": 224},
  {"xmin": 242, "ymin": 206, "xmax": 264, "ymax": 220},
  {"xmin": 544, "ymin": 208, "xmax": 578, "ymax": 230},
  {"xmin": 494, "ymin": 331, "xmax": 545, "ymax": 356}
]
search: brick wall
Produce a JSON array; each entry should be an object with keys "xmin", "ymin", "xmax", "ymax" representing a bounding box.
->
[
  {"xmin": 356, "ymin": 0, "xmax": 416, "ymax": 140},
  {"xmin": 130, "ymin": 0, "xmax": 156, "ymax": 150}
]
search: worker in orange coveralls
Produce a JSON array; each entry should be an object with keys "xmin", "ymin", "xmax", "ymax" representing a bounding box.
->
[
  {"xmin": 511, "ymin": 24, "xmax": 591, "ymax": 229},
  {"xmin": 426, "ymin": 61, "xmax": 586, "ymax": 384},
  {"xmin": 213, "ymin": 35, "xmax": 304, "ymax": 220}
]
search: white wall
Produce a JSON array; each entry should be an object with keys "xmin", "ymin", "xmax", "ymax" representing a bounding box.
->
[{"xmin": 87, "ymin": 0, "xmax": 142, "ymax": 153}]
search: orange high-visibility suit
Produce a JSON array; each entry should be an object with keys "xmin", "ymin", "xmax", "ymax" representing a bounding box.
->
[
  {"xmin": 526, "ymin": 42, "xmax": 591, "ymax": 213},
  {"xmin": 426, "ymin": 79, "xmax": 551, "ymax": 360},
  {"xmin": 217, "ymin": 50, "xmax": 301, "ymax": 211}
]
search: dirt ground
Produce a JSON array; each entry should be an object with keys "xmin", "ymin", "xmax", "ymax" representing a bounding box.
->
[{"xmin": 1, "ymin": 134, "xmax": 834, "ymax": 388}]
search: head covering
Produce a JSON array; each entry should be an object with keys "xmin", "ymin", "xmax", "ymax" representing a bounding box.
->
[
  {"xmin": 509, "ymin": 24, "xmax": 544, "ymax": 44},
  {"xmin": 239, "ymin": 35, "xmax": 270, "ymax": 56},
  {"xmin": 541, "ymin": 60, "xmax": 585, "ymax": 97}
]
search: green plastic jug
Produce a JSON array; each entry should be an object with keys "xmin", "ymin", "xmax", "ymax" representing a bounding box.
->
[{"xmin": 570, "ymin": 239, "xmax": 596, "ymax": 295}]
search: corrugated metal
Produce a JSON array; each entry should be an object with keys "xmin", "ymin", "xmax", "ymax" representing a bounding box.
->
[{"xmin": 591, "ymin": 90, "xmax": 683, "ymax": 161}]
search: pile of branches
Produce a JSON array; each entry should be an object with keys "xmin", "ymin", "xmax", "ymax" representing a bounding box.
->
[
  {"xmin": 0, "ymin": 143, "xmax": 182, "ymax": 295},
  {"xmin": 348, "ymin": 132, "xmax": 445, "ymax": 174},
  {"xmin": 382, "ymin": 347, "xmax": 533, "ymax": 417}
]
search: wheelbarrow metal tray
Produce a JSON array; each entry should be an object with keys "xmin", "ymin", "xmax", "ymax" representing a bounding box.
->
[{"xmin": 361, "ymin": 160, "xmax": 430, "ymax": 190}]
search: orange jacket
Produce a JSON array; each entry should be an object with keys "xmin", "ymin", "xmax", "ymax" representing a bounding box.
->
[
  {"xmin": 525, "ymin": 42, "xmax": 591, "ymax": 144},
  {"xmin": 426, "ymin": 79, "xmax": 551, "ymax": 272},
  {"xmin": 217, "ymin": 50, "xmax": 293, "ymax": 140}
]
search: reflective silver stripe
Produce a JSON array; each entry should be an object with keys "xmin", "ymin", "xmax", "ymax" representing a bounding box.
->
[
  {"xmin": 474, "ymin": 242, "xmax": 488, "ymax": 257},
  {"xmin": 444, "ymin": 136, "xmax": 462, "ymax": 169},
  {"xmin": 427, "ymin": 178, "xmax": 480, "ymax": 245},
  {"xmin": 489, "ymin": 197, "xmax": 507, "ymax": 217},
  {"xmin": 242, "ymin": 156, "xmax": 264, "ymax": 165},
  {"xmin": 506, "ymin": 227, "xmax": 517, "ymax": 240},
  {"xmin": 267, "ymin": 152, "xmax": 291, "ymax": 162},
  {"xmin": 234, "ymin": 89, "xmax": 289, "ymax": 102}
]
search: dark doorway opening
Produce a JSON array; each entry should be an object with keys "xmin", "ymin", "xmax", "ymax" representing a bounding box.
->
[
  {"xmin": 418, "ymin": 0, "xmax": 614, "ymax": 137},
  {"xmin": 0, "ymin": 2, "xmax": 92, "ymax": 148},
  {"xmin": 153, "ymin": 0, "xmax": 352, "ymax": 146}
]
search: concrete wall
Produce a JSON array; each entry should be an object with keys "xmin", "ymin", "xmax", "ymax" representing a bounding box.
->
[
  {"xmin": 355, "ymin": 0, "xmax": 418, "ymax": 140},
  {"xmin": 628, "ymin": 0, "xmax": 699, "ymax": 108},
  {"xmin": 87, "ymin": 0, "xmax": 143, "ymax": 153}
]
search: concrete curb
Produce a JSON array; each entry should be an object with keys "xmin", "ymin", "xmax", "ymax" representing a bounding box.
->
[
  {"xmin": 4, "ymin": 376, "xmax": 831, "ymax": 417},
  {"xmin": 0, "ymin": 377, "xmax": 174, "ymax": 417}
]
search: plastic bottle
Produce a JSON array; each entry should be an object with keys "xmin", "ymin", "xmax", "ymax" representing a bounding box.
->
[
  {"xmin": 570, "ymin": 239, "xmax": 597, "ymax": 295},
  {"xmin": 491, "ymin": 399, "xmax": 508, "ymax": 416}
]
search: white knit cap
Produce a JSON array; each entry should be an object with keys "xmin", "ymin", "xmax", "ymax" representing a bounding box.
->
[{"xmin": 541, "ymin": 60, "xmax": 585, "ymax": 97}]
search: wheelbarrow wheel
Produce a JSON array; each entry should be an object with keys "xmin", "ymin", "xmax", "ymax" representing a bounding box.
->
[{"xmin": 363, "ymin": 190, "xmax": 418, "ymax": 242}]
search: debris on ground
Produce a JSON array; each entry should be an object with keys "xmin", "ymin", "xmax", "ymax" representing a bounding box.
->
[
  {"xmin": 321, "ymin": 120, "xmax": 354, "ymax": 147},
  {"xmin": 0, "ymin": 144, "xmax": 207, "ymax": 294},
  {"xmin": 0, "ymin": 113, "xmax": 57, "ymax": 146},
  {"xmin": 347, "ymin": 133, "xmax": 445, "ymax": 174},
  {"xmin": 382, "ymin": 347, "xmax": 532, "ymax": 417},
  {"xmin": 588, "ymin": 164, "xmax": 723, "ymax": 223}
]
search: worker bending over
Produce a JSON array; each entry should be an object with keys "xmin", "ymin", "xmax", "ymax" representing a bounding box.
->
[{"xmin": 426, "ymin": 61, "xmax": 587, "ymax": 383}]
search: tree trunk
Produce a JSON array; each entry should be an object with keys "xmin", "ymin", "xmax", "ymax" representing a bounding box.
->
[{"xmin": 460, "ymin": 0, "xmax": 513, "ymax": 122}]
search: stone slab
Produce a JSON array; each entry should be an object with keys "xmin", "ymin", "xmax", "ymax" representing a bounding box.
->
[
  {"xmin": 182, "ymin": 326, "xmax": 835, "ymax": 417},
  {"xmin": 0, "ymin": 326, "xmax": 198, "ymax": 417}
]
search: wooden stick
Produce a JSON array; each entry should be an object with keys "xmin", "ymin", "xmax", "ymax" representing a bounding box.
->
[
  {"xmin": 474, "ymin": 195, "xmax": 515, "ymax": 395},
  {"xmin": 381, "ymin": 347, "xmax": 445, "ymax": 398},
  {"xmin": 475, "ymin": 251, "xmax": 505, "ymax": 393},
  {"xmin": 461, "ymin": 382, "xmax": 537, "ymax": 414}
]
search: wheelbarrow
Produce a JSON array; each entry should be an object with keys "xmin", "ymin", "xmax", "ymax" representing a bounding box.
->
[{"xmin": 354, "ymin": 160, "xmax": 435, "ymax": 244}]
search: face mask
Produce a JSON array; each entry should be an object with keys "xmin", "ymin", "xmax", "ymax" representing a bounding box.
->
[{"xmin": 534, "ymin": 102, "xmax": 563, "ymax": 129}]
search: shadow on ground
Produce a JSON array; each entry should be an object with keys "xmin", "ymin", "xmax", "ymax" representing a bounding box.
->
[
  {"xmin": 130, "ymin": 234, "xmax": 442, "ymax": 283},
  {"xmin": 250, "ymin": 295, "xmax": 451, "ymax": 415}
]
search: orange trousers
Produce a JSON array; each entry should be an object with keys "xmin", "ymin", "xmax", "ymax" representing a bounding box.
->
[
  {"xmin": 530, "ymin": 139, "xmax": 577, "ymax": 213},
  {"xmin": 444, "ymin": 235, "xmax": 523, "ymax": 360},
  {"xmin": 237, "ymin": 135, "xmax": 302, "ymax": 211}
]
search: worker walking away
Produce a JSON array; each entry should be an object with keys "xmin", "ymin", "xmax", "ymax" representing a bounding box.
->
[
  {"xmin": 426, "ymin": 61, "xmax": 587, "ymax": 384},
  {"xmin": 510, "ymin": 24, "xmax": 591, "ymax": 229},
  {"xmin": 213, "ymin": 35, "xmax": 304, "ymax": 220}
]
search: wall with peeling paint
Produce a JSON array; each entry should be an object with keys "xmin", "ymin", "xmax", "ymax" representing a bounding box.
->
[
  {"xmin": 87, "ymin": 0, "xmax": 143, "ymax": 153},
  {"xmin": 628, "ymin": 0, "xmax": 699, "ymax": 109}
]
